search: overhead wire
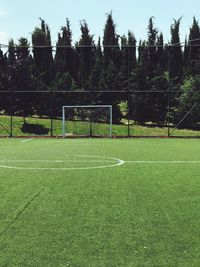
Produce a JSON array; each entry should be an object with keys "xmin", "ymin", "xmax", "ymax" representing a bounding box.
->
[{"xmin": 1, "ymin": 37, "xmax": 200, "ymax": 49}]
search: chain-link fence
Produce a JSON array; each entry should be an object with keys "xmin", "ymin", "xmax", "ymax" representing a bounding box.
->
[
  {"xmin": 1, "ymin": 90, "xmax": 200, "ymax": 137},
  {"xmin": 1, "ymin": 44, "xmax": 200, "ymax": 137}
]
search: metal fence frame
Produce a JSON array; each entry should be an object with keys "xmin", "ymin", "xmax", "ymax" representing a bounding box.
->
[
  {"xmin": 1, "ymin": 42, "xmax": 200, "ymax": 137},
  {"xmin": 1, "ymin": 89, "xmax": 199, "ymax": 137}
]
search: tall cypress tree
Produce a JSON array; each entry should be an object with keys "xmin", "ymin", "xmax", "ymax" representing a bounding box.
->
[
  {"xmin": 152, "ymin": 32, "xmax": 168, "ymax": 123},
  {"xmin": 157, "ymin": 33, "xmax": 166, "ymax": 72},
  {"xmin": 115, "ymin": 32, "xmax": 136, "ymax": 92},
  {"xmin": 8, "ymin": 39, "xmax": 17, "ymax": 91},
  {"xmin": 135, "ymin": 40, "xmax": 148, "ymax": 91},
  {"xmin": 77, "ymin": 20, "xmax": 94, "ymax": 89},
  {"xmin": 14, "ymin": 38, "xmax": 32, "ymax": 91},
  {"xmin": 128, "ymin": 31, "xmax": 136, "ymax": 72},
  {"xmin": 55, "ymin": 18, "xmax": 78, "ymax": 83},
  {"xmin": 115, "ymin": 35, "xmax": 129, "ymax": 91},
  {"xmin": 0, "ymin": 47, "xmax": 8, "ymax": 119},
  {"xmin": 187, "ymin": 17, "xmax": 200, "ymax": 75},
  {"xmin": 103, "ymin": 12, "xmax": 121, "ymax": 92},
  {"xmin": 31, "ymin": 19, "xmax": 53, "ymax": 121},
  {"xmin": 170, "ymin": 18, "xmax": 183, "ymax": 85},
  {"xmin": 32, "ymin": 18, "xmax": 53, "ymax": 85},
  {"xmin": 147, "ymin": 17, "xmax": 158, "ymax": 79},
  {"xmin": 0, "ymin": 47, "xmax": 8, "ymax": 91},
  {"xmin": 90, "ymin": 37, "xmax": 104, "ymax": 91},
  {"xmin": 15, "ymin": 38, "xmax": 35, "ymax": 122},
  {"xmin": 183, "ymin": 37, "xmax": 189, "ymax": 71},
  {"xmin": 146, "ymin": 18, "xmax": 165, "ymax": 124},
  {"xmin": 103, "ymin": 12, "xmax": 120, "ymax": 69},
  {"xmin": 129, "ymin": 40, "xmax": 149, "ymax": 123}
]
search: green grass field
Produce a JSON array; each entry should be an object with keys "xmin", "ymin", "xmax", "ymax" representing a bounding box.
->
[
  {"xmin": 0, "ymin": 138, "xmax": 200, "ymax": 266},
  {"xmin": 1, "ymin": 115, "xmax": 200, "ymax": 136}
]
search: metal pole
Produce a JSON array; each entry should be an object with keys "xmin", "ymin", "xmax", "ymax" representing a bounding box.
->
[
  {"xmin": 62, "ymin": 106, "xmax": 65, "ymax": 137},
  {"xmin": 89, "ymin": 49, "xmax": 94, "ymax": 137},
  {"xmin": 170, "ymin": 102, "xmax": 198, "ymax": 135},
  {"xmin": 128, "ymin": 92, "xmax": 131, "ymax": 137},
  {"xmin": 167, "ymin": 45, "xmax": 171, "ymax": 137},
  {"xmin": 127, "ymin": 47, "xmax": 130, "ymax": 137},
  {"xmin": 89, "ymin": 107, "xmax": 92, "ymax": 137},
  {"xmin": 9, "ymin": 73, "xmax": 13, "ymax": 137},
  {"xmin": 89, "ymin": 93, "xmax": 93, "ymax": 137},
  {"xmin": 110, "ymin": 106, "xmax": 112, "ymax": 138},
  {"xmin": 50, "ymin": 90, "xmax": 53, "ymax": 136},
  {"xmin": 10, "ymin": 92, "xmax": 13, "ymax": 137},
  {"xmin": 167, "ymin": 92, "xmax": 171, "ymax": 136}
]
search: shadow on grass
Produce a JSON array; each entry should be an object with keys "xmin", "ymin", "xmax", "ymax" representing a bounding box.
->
[{"xmin": 22, "ymin": 123, "xmax": 49, "ymax": 135}]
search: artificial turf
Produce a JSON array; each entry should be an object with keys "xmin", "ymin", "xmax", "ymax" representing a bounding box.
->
[{"xmin": 0, "ymin": 138, "xmax": 200, "ymax": 266}]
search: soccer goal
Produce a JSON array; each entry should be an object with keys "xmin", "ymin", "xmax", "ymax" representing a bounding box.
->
[{"xmin": 62, "ymin": 105, "xmax": 112, "ymax": 137}]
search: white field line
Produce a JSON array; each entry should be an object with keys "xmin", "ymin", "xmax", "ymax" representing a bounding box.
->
[
  {"xmin": 1, "ymin": 159, "xmax": 200, "ymax": 164},
  {"xmin": 0, "ymin": 155, "xmax": 124, "ymax": 170},
  {"xmin": 0, "ymin": 160, "xmax": 115, "ymax": 163},
  {"xmin": 0, "ymin": 160, "xmax": 124, "ymax": 170},
  {"xmin": 20, "ymin": 140, "xmax": 149, "ymax": 144},
  {"xmin": 125, "ymin": 160, "xmax": 200, "ymax": 163},
  {"xmin": 1, "ymin": 157, "xmax": 200, "ymax": 171},
  {"xmin": 21, "ymin": 138, "xmax": 33, "ymax": 143}
]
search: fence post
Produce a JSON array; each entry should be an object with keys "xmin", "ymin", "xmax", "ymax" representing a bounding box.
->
[
  {"xmin": 50, "ymin": 90, "xmax": 53, "ymax": 136},
  {"xmin": 167, "ymin": 45, "xmax": 171, "ymax": 137}
]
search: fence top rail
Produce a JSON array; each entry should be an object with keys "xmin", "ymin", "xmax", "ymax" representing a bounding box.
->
[
  {"xmin": 0, "ymin": 90, "xmax": 191, "ymax": 93},
  {"xmin": 62, "ymin": 105, "xmax": 112, "ymax": 108},
  {"xmin": 1, "ymin": 38, "xmax": 200, "ymax": 48}
]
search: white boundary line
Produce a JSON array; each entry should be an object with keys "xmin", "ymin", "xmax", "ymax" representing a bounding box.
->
[
  {"xmin": 1, "ymin": 157, "xmax": 200, "ymax": 171},
  {"xmin": 0, "ymin": 160, "xmax": 116, "ymax": 163},
  {"xmin": 19, "ymin": 140, "xmax": 150, "ymax": 144},
  {"xmin": 21, "ymin": 138, "xmax": 33, "ymax": 143},
  {"xmin": 125, "ymin": 160, "xmax": 200, "ymax": 163}
]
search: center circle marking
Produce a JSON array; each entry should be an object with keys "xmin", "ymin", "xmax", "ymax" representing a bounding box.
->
[{"xmin": 0, "ymin": 155, "xmax": 125, "ymax": 170}]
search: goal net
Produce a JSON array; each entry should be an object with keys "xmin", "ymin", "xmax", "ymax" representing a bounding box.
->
[{"xmin": 62, "ymin": 105, "xmax": 112, "ymax": 137}]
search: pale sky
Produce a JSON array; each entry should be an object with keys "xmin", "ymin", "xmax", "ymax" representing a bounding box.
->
[{"xmin": 0, "ymin": 0, "xmax": 200, "ymax": 46}]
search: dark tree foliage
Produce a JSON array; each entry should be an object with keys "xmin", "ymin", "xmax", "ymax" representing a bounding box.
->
[
  {"xmin": 128, "ymin": 31, "xmax": 137, "ymax": 71},
  {"xmin": 116, "ymin": 32, "xmax": 136, "ymax": 91},
  {"xmin": 1, "ymin": 14, "xmax": 200, "ymax": 130},
  {"xmin": 14, "ymin": 38, "xmax": 34, "ymax": 121},
  {"xmin": 77, "ymin": 20, "xmax": 94, "ymax": 89},
  {"xmin": 116, "ymin": 35, "xmax": 129, "ymax": 91},
  {"xmin": 157, "ymin": 33, "xmax": 165, "ymax": 72},
  {"xmin": 55, "ymin": 18, "xmax": 78, "ymax": 84},
  {"xmin": 184, "ymin": 38, "xmax": 189, "ymax": 70},
  {"xmin": 173, "ymin": 75, "xmax": 200, "ymax": 128},
  {"xmin": 32, "ymin": 18, "xmax": 53, "ymax": 85},
  {"xmin": 90, "ymin": 37, "xmax": 105, "ymax": 91},
  {"xmin": 103, "ymin": 12, "xmax": 121, "ymax": 70},
  {"xmin": 14, "ymin": 38, "xmax": 32, "ymax": 91},
  {"xmin": 0, "ymin": 47, "xmax": 8, "ymax": 91},
  {"xmin": 0, "ymin": 47, "xmax": 9, "ymax": 116},
  {"xmin": 147, "ymin": 17, "xmax": 158, "ymax": 78},
  {"xmin": 187, "ymin": 17, "xmax": 200, "ymax": 75},
  {"xmin": 170, "ymin": 18, "xmax": 183, "ymax": 85},
  {"xmin": 129, "ymin": 40, "xmax": 149, "ymax": 123}
]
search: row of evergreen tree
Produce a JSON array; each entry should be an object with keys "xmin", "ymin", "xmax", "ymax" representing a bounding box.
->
[{"xmin": 1, "ymin": 13, "xmax": 200, "ymax": 127}]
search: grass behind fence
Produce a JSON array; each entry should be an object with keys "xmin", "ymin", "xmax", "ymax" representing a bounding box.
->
[{"xmin": 1, "ymin": 115, "xmax": 200, "ymax": 136}]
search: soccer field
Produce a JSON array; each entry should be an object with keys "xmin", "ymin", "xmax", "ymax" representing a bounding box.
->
[{"xmin": 0, "ymin": 138, "xmax": 200, "ymax": 266}]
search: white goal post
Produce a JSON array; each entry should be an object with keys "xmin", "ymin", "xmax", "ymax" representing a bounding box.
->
[{"xmin": 62, "ymin": 105, "xmax": 113, "ymax": 137}]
